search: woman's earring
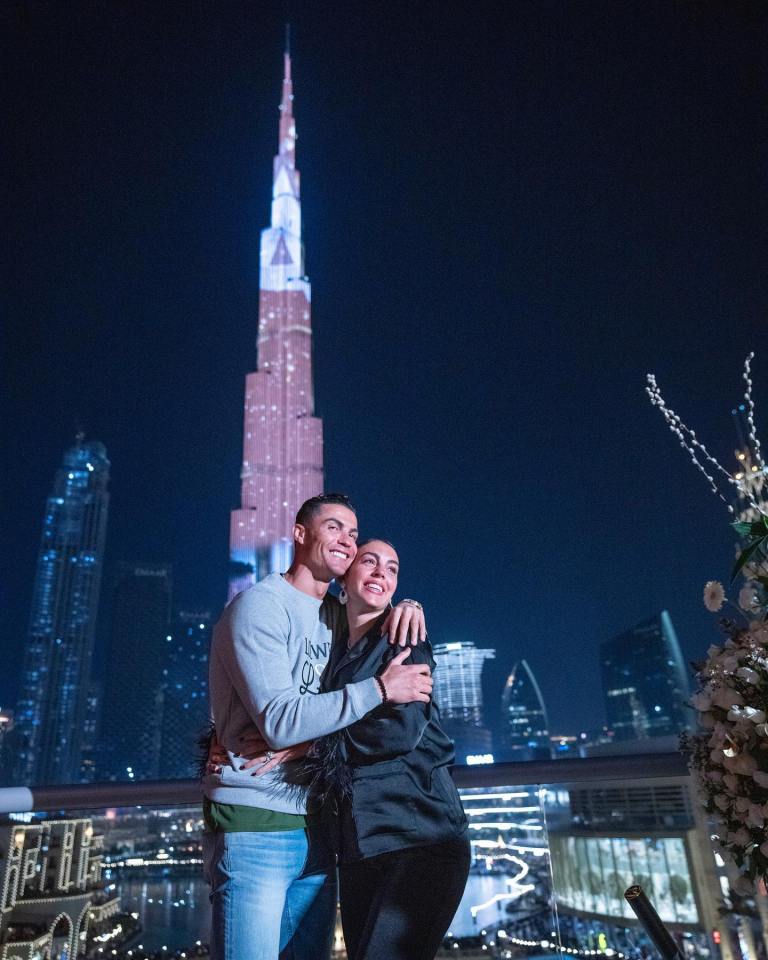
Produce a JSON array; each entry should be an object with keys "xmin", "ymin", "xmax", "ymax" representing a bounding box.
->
[{"xmin": 339, "ymin": 586, "xmax": 347, "ymax": 605}]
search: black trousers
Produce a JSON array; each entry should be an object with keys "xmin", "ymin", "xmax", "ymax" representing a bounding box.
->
[{"xmin": 339, "ymin": 833, "xmax": 471, "ymax": 960}]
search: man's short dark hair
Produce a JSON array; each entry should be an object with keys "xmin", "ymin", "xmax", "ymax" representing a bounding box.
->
[{"xmin": 295, "ymin": 493, "xmax": 356, "ymax": 527}]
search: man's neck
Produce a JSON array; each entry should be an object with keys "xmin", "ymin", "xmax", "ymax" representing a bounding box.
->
[{"xmin": 283, "ymin": 562, "xmax": 332, "ymax": 601}]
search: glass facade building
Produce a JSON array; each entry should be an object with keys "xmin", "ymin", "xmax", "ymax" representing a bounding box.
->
[
  {"xmin": 600, "ymin": 610, "xmax": 691, "ymax": 742},
  {"xmin": 99, "ymin": 564, "xmax": 172, "ymax": 781},
  {"xmin": 498, "ymin": 659, "xmax": 551, "ymax": 761},
  {"xmin": 15, "ymin": 438, "xmax": 110, "ymax": 785},
  {"xmin": 159, "ymin": 610, "xmax": 211, "ymax": 779},
  {"xmin": 433, "ymin": 641, "xmax": 495, "ymax": 762}
]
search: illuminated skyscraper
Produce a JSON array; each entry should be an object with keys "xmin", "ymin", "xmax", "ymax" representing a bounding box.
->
[
  {"xmin": 433, "ymin": 641, "xmax": 495, "ymax": 762},
  {"xmin": 15, "ymin": 437, "xmax": 110, "ymax": 784},
  {"xmin": 229, "ymin": 47, "xmax": 323, "ymax": 596},
  {"xmin": 600, "ymin": 611, "xmax": 691, "ymax": 742},
  {"xmin": 498, "ymin": 659, "xmax": 551, "ymax": 760}
]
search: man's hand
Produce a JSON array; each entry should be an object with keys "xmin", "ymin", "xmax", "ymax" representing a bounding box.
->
[
  {"xmin": 205, "ymin": 736, "xmax": 229, "ymax": 776},
  {"xmin": 237, "ymin": 739, "xmax": 312, "ymax": 777},
  {"xmin": 205, "ymin": 732, "xmax": 310, "ymax": 777},
  {"xmin": 380, "ymin": 647, "xmax": 432, "ymax": 703},
  {"xmin": 382, "ymin": 600, "xmax": 426, "ymax": 647}
]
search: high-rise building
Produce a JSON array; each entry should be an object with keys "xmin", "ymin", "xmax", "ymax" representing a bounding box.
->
[
  {"xmin": 79, "ymin": 682, "xmax": 102, "ymax": 782},
  {"xmin": 432, "ymin": 641, "xmax": 495, "ymax": 763},
  {"xmin": 229, "ymin": 48, "xmax": 323, "ymax": 596},
  {"xmin": 600, "ymin": 610, "xmax": 691, "ymax": 743},
  {"xmin": 100, "ymin": 564, "xmax": 172, "ymax": 781},
  {"xmin": 0, "ymin": 709, "xmax": 14, "ymax": 786},
  {"xmin": 159, "ymin": 610, "xmax": 211, "ymax": 779},
  {"xmin": 15, "ymin": 437, "xmax": 110, "ymax": 785},
  {"xmin": 498, "ymin": 659, "xmax": 551, "ymax": 761}
]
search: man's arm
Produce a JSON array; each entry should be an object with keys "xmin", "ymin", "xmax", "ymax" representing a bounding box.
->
[{"xmin": 217, "ymin": 594, "xmax": 432, "ymax": 750}]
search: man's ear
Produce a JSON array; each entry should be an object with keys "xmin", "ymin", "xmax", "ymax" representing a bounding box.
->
[{"xmin": 293, "ymin": 523, "xmax": 306, "ymax": 546}]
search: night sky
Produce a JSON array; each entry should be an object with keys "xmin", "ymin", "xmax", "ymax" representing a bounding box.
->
[{"xmin": 4, "ymin": 1, "xmax": 767, "ymax": 735}]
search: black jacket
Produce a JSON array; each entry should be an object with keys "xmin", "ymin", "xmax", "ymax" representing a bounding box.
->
[{"xmin": 310, "ymin": 623, "xmax": 467, "ymax": 863}]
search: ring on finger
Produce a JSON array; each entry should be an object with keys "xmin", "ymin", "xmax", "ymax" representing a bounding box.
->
[{"xmin": 263, "ymin": 750, "xmax": 274, "ymax": 764}]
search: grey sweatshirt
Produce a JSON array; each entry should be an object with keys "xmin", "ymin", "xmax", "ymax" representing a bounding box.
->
[{"xmin": 203, "ymin": 573, "xmax": 382, "ymax": 814}]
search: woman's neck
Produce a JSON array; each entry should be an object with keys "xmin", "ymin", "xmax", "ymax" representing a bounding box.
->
[{"xmin": 346, "ymin": 605, "xmax": 387, "ymax": 646}]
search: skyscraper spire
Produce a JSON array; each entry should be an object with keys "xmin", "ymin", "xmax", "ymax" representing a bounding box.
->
[{"xmin": 229, "ymin": 43, "xmax": 323, "ymax": 596}]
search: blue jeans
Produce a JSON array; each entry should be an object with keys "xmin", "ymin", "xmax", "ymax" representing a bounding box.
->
[{"xmin": 203, "ymin": 828, "xmax": 337, "ymax": 960}]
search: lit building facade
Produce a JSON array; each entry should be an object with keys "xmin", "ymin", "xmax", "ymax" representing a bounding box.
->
[
  {"xmin": 0, "ymin": 818, "xmax": 122, "ymax": 959},
  {"xmin": 498, "ymin": 660, "xmax": 551, "ymax": 761},
  {"xmin": 433, "ymin": 642, "xmax": 495, "ymax": 762},
  {"xmin": 229, "ymin": 49, "xmax": 323, "ymax": 596},
  {"xmin": 159, "ymin": 610, "xmax": 211, "ymax": 779},
  {"xmin": 15, "ymin": 437, "xmax": 110, "ymax": 785},
  {"xmin": 600, "ymin": 611, "xmax": 691, "ymax": 743},
  {"xmin": 100, "ymin": 564, "xmax": 172, "ymax": 781}
]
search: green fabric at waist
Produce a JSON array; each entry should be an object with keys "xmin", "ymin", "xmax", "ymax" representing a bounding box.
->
[{"xmin": 203, "ymin": 797, "xmax": 306, "ymax": 833}]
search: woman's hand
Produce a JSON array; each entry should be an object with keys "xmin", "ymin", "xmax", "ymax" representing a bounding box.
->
[{"xmin": 382, "ymin": 600, "xmax": 426, "ymax": 646}]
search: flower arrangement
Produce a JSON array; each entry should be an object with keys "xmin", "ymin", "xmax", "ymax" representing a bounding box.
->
[{"xmin": 648, "ymin": 353, "xmax": 768, "ymax": 890}]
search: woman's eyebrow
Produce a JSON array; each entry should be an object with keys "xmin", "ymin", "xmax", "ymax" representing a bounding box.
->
[{"xmin": 359, "ymin": 551, "xmax": 399, "ymax": 568}]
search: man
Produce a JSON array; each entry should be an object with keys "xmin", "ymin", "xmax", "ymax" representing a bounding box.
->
[{"xmin": 203, "ymin": 493, "xmax": 431, "ymax": 960}]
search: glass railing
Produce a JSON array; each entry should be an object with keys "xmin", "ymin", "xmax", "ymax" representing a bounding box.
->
[{"xmin": 0, "ymin": 753, "xmax": 760, "ymax": 960}]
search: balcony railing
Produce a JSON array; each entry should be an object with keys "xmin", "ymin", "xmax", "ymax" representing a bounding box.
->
[
  {"xmin": 0, "ymin": 752, "xmax": 759, "ymax": 960},
  {"xmin": 0, "ymin": 751, "xmax": 689, "ymax": 814}
]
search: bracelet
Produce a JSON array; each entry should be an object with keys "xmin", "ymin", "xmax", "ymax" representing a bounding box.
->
[
  {"xmin": 400, "ymin": 598, "xmax": 422, "ymax": 610},
  {"xmin": 375, "ymin": 676, "xmax": 389, "ymax": 703}
]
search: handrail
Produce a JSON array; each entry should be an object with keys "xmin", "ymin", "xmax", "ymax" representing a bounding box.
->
[{"xmin": 0, "ymin": 751, "xmax": 688, "ymax": 815}]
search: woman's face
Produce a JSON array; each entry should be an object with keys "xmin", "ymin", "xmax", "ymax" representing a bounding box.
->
[{"xmin": 343, "ymin": 540, "xmax": 399, "ymax": 612}]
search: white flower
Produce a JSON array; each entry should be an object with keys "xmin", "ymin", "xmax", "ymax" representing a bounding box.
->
[
  {"xmin": 739, "ymin": 584, "xmax": 760, "ymax": 613},
  {"xmin": 744, "ymin": 707, "xmax": 766, "ymax": 724},
  {"xmin": 730, "ymin": 828, "xmax": 752, "ymax": 847},
  {"xmin": 757, "ymin": 723, "xmax": 768, "ymax": 737},
  {"xmin": 723, "ymin": 773, "xmax": 739, "ymax": 793},
  {"xmin": 736, "ymin": 667, "xmax": 761, "ymax": 686},
  {"xmin": 704, "ymin": 581, "xmax": 726, "ymax": 612},
  {"xmin": 733, "ymin": 754, "xmax": 758, "ymax": 775},
  {"xmin": 691, "ymin": 691, "xmax": 713, "ymax": 711},
  {"xmin": 753, "ymin": 770, "xmax": 768, "ymax": 788},
  {"xmin": 711, "ymin": 687, "xmax": 745, "ymax": 710}
]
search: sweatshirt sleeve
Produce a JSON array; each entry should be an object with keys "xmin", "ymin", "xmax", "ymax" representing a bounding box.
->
[
  {"xmin": 345, "ymin": 643, "xmax": 434, "ymax": 761},
  {"xmin": 215, "ymin": 592, "xmax": 382, "ymax": 749}
]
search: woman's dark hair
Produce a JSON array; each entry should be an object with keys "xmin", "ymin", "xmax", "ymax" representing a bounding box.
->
[{"xmin": 356, "ymin": 537, "xmax": 397, "ymax": 552}]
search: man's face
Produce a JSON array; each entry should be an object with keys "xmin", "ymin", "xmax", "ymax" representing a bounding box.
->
[{"xmin": 294, "ymin": 504, "xmax": 358, "ymax": 580}]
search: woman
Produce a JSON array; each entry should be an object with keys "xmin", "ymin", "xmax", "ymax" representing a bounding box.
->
[{"xmin": 310, "ymin": 538, "xmax": 470, "ymax": 960}]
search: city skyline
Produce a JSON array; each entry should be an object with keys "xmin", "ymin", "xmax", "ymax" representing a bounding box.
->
[{"xmin": 5, "ymin": 4, "xmax": 767, "ymax": 736}]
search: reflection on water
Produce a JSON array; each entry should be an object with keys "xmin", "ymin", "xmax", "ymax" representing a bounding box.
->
[
  {"xmin": 116, "ymin": 875, "xmax": 210, "ymax": 952},
  {"xmin": 115, "ymin": 872, "xmax": 526, "ymax": 950}
]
